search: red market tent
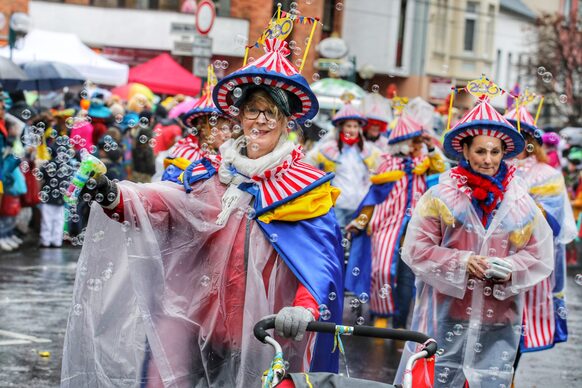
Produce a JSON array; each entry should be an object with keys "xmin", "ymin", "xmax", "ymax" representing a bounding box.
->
[{"xmin": 128, "ymin": 53, "xmax": 202, "ymax": 96}]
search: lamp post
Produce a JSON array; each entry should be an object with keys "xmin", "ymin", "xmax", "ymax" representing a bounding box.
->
[{"xmin": 8, "ymin": 12, "xmax": 31, "ymax": 60}]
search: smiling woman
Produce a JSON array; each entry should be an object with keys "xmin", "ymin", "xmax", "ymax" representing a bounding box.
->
[{"xmin": 461, "ymin": 135, "xmax": 506, "ymax": 176}]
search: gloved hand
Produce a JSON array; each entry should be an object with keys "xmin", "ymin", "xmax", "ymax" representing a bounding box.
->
[
  {"xmin": 79, "ymin": 174, "xmax": 119, "ymax": 208},
  {"xmin": 485, "ymin": 257, "xmax": 513, "ymax": 280},
  {"xmin": 275, "ymin": 306, "xmax": 315, "ymax": 341}
]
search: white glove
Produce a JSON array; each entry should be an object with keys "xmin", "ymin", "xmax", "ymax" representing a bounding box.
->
[
  {"xmin": 485, "ymin": 257, "xmax": 513, "ymax": 280},
  {"xmin": 275, "ymin": 306, "xmax": 315, "ymax": 341}
]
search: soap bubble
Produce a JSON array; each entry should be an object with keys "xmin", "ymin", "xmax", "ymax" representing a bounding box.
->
[
  {"xmin": 358, "ymin": 292, "xmax": 369, "ymax": 303},
  {"xmin": 575, "ymin": 274, "xmax": 582, "ymax": 285},
  {"xmin": 537, "ymin": 66, "xmax": 546, "ymax": 75},
  {"xmin": 253, "ymin": 76, "xmax": 262, "ymax": 85},
  {"xmin": 371, "ymin": 84, "xmax": 380, "ymax": 93},
  {"xmin": 526, "ymin": 143, "xmax": 535, "ymax": 153},
  {"xmin": 21, "ymin": 109, "xmax": 32, "ymax": 120},
  {"xmin": 474, "ymin": 343, "xmax": 483, "ymax": 353},
  {"xmin": 269, "ymin": 233, "xmax": 278, "ymax": 242},
  {"xmin": 312, "ymin": 73, "xmax": 320, "ymax": 81},
  {"xmin": 557, "ymin": 306, "xmax": 568, "ymax": 319},
  {"xmin": 321, "ymin": 309, "xmax": 331, "ymax": 320},
  {"xmin": 200, "ymin": 275, "xmax": 211, "ymax": 287},
  {"xmin": 445, "ymin": 331, "xmax": 454, "ymax": 342},
  {"xmin": 336, "ymin": 2, "xmax": 344, "ymax": 10},
  {"xmin": 483, "ymin": 286, "xmax": 492, "ymax": 296},
  {"xmin": 349, "ymin": 298, "xmax": 360, "ymax": 308},
  {"xmin": 139, "ymin": 117, "xmax": 149, "ymax": 128},
  {"xmin": 328, "ymin": 292, "xmax": 337, "ymax": 300},
  {"xmin": 559, "ymin": 94, "xmax": 568, "ymax": 104},
  {"xmin": 453, "ymin": 324, "xmax": 463, "ymax": 335},
  {"xmin": 139, "ymin": 135, "xmax": 148, "ymax": 144},
  {"xmin": 72, "ymin": 304, "xmax": 83, "ymax": 316},
  {"xmin": 356, "ymin": 316, "xmax": 365, "ymax": 325},
  {"xmin": 486, "ymin": 309, "xmax": 494, "ymax": 318},
  {"xmin": 341, "ymin": 238, "xmax": 349, "ymax": 248},
  {"xmin": 351, "ymin": 267, "xmax": 360, "ymax": 276},
  {"xmin": 233, "ymin": 87, "xmax": 242, "ymax": 98},
  {"xmin": 542, "ymin": 72, "xmax": 553, "ymax": 83}
]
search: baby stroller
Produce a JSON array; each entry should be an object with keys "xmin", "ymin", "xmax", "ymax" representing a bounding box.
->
[{"xmin": 254, "ymin": 316, "xmax": 437, "ymax": 388}]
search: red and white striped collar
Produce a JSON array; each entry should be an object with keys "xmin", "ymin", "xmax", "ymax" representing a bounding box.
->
[{"xmin": 249, "ymin": 146, "xmax": 327, "ymax": 208}]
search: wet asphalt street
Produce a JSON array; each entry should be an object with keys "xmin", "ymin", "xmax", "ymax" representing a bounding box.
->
[{"xmin": 1, "ymin": 243, "xmax": 581, "ymax": 387}]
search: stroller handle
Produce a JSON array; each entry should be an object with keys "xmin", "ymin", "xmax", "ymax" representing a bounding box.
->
[{"xmin": 254, "ymin": 316, "xmax": 437, "ymax": 357}]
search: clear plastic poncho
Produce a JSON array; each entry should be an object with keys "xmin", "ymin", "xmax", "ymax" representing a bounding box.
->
[
  {"xmin": 61, "ymin": 177, "xmax": 308, "ymax": 387},
  {"xmin": 395, "ymin": 171, "xmax": 554, "ymax": 388}
]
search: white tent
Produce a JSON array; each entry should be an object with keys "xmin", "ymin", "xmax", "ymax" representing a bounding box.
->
[{"xmin": 0, "ymin": 30, "xmax": 128, "ymax": 86}]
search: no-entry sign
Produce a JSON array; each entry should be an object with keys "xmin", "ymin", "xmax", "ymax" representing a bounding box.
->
[{"xmin": 196, "ymin": 0, "xmax": 216, "ymax": 35}]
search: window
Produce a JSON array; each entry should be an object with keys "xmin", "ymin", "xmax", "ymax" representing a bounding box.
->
[
  {"xmin": 435, "ymin": 0, "xmax": 448, "ymax": 51},
  {"xmin": 396, "ymin": 0, "xmax": 408, "ymax": 67},
  {"xmin": 322, "ymin": 0, "xmax": 336, "ymax": 33},
  {"xmin": 463, "ymin": 1, "xmax": 478, "ymax": 52},
  {"xmin": 495, "ymin": 49, "xmax": 501, "ymax": 80}
]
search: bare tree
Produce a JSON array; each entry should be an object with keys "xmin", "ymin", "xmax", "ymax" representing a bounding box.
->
[{"xmin": 533, "ymin": 10, "xmax": 582, "ymax": 127}]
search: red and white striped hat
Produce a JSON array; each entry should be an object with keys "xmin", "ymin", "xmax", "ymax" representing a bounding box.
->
[
  {"xmin": 444, "ymin": 96, "xmax": 525, "ymax": 159},
  {"xmin": 504, "ymin": 106, "xmax": 542, "ymax": 144},
  {"xmin": 213, "ymin": 38, "xmax": 318, "ymax": 123},
  {"xmin": 331, "ymin": 102, "xmax": 367, "ymax": 127},
  {"xmin": 387, "ymin": 113, "xmax": 423, "ymax": 144}
]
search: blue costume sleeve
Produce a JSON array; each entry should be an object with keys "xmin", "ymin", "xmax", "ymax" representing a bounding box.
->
[{"xmin": 256, "ymin": 211, "xmax": 344, "ymax": 373}]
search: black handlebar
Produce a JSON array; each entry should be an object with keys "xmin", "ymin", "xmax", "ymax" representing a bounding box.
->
[{"xmin": 253, "ymin": 316, "xmax": 437, "ymax": 357}]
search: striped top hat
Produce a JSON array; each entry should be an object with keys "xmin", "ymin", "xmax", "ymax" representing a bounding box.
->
[
  {"xmin": 331, "ymin": 102, "xmax": 367, "ymax": 127},
  {"xmin": 213, "ymin": 38, "xmax": 318, "ymax": 124},
  {"xmin": 444, "ymin": 96, "xmax": 525, "ymax": 160},
  {"xmin": 182, "ymin": 65, "xmax": 232, "ymax": 128},
  {"xmin": 388, "ymin": 112, "xmax": 423, "ymax": 144},
  {"xmin": 504, "ymin": 106, "xmax": 542, "ymax": 144}
]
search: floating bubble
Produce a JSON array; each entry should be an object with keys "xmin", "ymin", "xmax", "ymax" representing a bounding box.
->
[
  {"xmin": 537, "ymin": 66, "xmax": 546, "ymax": 75},
  {"xmin": 304, "ymin": 119, "xmax": 312, "ymax": 128},
  {"xmin": 246, "ymin": 207, "xmax": 256, "ymax": 219},
  {"xmin": 269, "ymin": 233, "xmax": 278, "ymax": 242},
  {"xmin": 200, "ymin": 275, "xmax": 211, "ymax": 287},
  {"xmin": 101, "ymin": 268, "xmax": 113, "ymax": 281},
  {"xmin": 312, "ymin": 73, "xmax": 320, "ymax": 82},
  {"xmin": 483, "ymin": 286, "xmax": 492, "ymax": 296},
  {"xmin": 149, "ymin": 138, "xmax": 157, "ymax": 148},
  {"xmin": 251, "ymin": 143, "xmax": 260, "ymax": 152},
  {"xmin": 557, "ymin": 306, "xmax": 568, "ymax": 319},
  {"xmin": 38, "ymin": 191, "xmax": 49, "ymax": 203},
  {"xmin": 139, "ymin": 135, "xmax": 148, "ymax": 144},
  {"xmin": 221, "ymin": 60, "xmax": 229, "ymax": 69},
  {"xmin": 474, "ymin": 343, "xmax": 483, "ymax": 353},
  {"xmin": 115, "ymin": 114, "xmax": 123, "ymax": 124},
  {"xmin": 87, "ymin": 278, "xmax": 103, "ymax": 292},
  {"xmin": 336, "ymin": 2, "xmax": 344, "ymax": 11},
  {"xmin": 466, "ymin": 307, "xmax": 472, "ymax": 315},
  {"xmin": 526, "ymin": 143, "xmax": 535, "ymax": 153},
  {"xmin": 268, "ymin": 119, "xmax": 277, "ymax": 129},
  {"xmin": 349, "ymin": 298, "xmax": 360, "ymax": 308},
  {"xmin": 351, "ymin": 267, "xmax": 360, "ymax": 276},
  {"xmin": 486, "ymin": 309, "xmax": 494, "ymax": 318},
  {"xmin": 328, "ymin": 291, "xmax": 337, "ymax": 300},
  {"xmin": 121, "ymin": 220, "xmax": 130, "ymax": 232},
  {"xmin": 233, "ymin": 87, "xmax": 243, "ymax": 98},
  {"xmin": 321, "ymin": 309, "xmax": 331, "ymax": 320},
  {"xmin": 405, "ymin": 208, "xmax": 413, "ymax": 217},
  {"xmin": 95, "ymin": 193, "xmax": 104, "ymax": 203},
  {"xmin": 575, "ymin": 274, "xmax": 582, "ymax": 285},
  {"xmin": 358, "ymin": 292, "xmax": 369, "ymax": 303},
  {"xmin": 371, "ymin": 84, "xmax": 380, "ymax": 93},
  {"xmin": 318, "ymin": 129, "xmax": 328, "ymax": 138},
  {"xmin": 356, "ymin": 316, "xmax": 365, "ymax": 325},
  {"xmin": 437, "ymin": 373, "xmax": 448, "ymax": 384},
  {"xmin": 72, "ymin": 303, "xmax": 83, "ymax": 316},
  {"xmin": 21, "ymin": 109, "xmax": 32, "ymax": 120},
  {"xmin": 453, "ymin": 324, "xmax": 463, "ymax": 336},
  {"xmin": 559, "ymin": 94, "xmax": 568, "ymax": 104},
  {"xmin": 253, "ymin": 76, "xmax": 262, "ymax": 85},
  {"xmin": 209, "ymin": 116, "xmax": 218, "ymax": 126},
  {"xmin": 445, "ymin": 331, "xmax": 454, "ymax": 342},
  {"xmin": 139, "ymin": 117, "xmax": 149, "ymax": 128},
  {"xmin": 542, "ymin": 72, "xmax": 553, "ymax": 83}
]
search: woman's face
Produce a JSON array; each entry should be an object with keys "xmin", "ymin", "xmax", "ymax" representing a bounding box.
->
[
  {"xmin": 200, "ymin": 117, "xmax": 232, "ymax": 151},
  {"xmin": 462, "ymin": 135, "xmax": 504, "ymax": 176},
  {"xmin": 366, "ymin": 124, "xmax": 381, "ymax": 138},
  {"xmin": 341, "ymin": 120, "xmax": 361, "ymax": 139},
  {"xmin": 241, "ymin": 96, "xmax": 286, "ymax": 159}
]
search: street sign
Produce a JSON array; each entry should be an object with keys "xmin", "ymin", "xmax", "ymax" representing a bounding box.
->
[
  {"xmin": 196, "ymin": 0, "xmax": 216, "ymax": 35},
  {"xmin": 192, "ymin": 35, "xmax": 213, "ymax": 58},
  {"xmin": 193, "ymin": 56, "xmax": 211, "ymax": 78}
]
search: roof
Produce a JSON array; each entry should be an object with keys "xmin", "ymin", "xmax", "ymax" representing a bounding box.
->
[
  {"xmin": 500, "ymin": 0, "xmax": 537, "ymax": 20},
  {"xmin": 128, "ymin": 53, "xmax": 201, "ymax": 96}
]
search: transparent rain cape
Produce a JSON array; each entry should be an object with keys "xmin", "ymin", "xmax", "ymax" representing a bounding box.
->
[
  {"xmin": 61, "ymin": 178, "xmax": 307, "ymax": 387},
  {"xmin": 395, "ymin": 172, "xmax": 554, "ymax": 388}
]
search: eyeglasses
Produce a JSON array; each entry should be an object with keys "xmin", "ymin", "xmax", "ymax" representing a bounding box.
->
[{"xmin": 243, "ymin": 105, "xmax": 277, "ymax": 121}]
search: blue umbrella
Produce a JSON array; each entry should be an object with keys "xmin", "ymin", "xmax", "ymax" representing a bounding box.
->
[
  {"xmin": 0, "ymin": 56, "xmax": 29, "ymax": 92},
  {"xmin": 18, "ymin": 61, "xmax": 85, "ymax": 91}
]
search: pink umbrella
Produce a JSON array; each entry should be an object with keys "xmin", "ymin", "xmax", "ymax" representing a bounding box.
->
[{"xmin": 168, "ymin": 98, "xmax": 199, "ymax": 119}]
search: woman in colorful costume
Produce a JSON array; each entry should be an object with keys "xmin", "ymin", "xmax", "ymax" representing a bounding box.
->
[
  {"xmin": 305, "ymin": 102, "xmax": 379, "ymax": 227},
  {"xmin": 362, "ymin": 92, "xmax": 392, "ymax": 153},
  {"xmin": 395, "ymin": 83, "xmax": 554, "ymax": 388},
  {"xmin": 504, "ymin": 102, "xmax": 576, "ymax": 361},
  {"xmin": 61, "ymin": 38, "xmax": 344, "ymax": 387},
  {"xmin": 345, "ymin": 106, "xmax": 445, "ymax": 329},
  {"xmin": 162, "ymin": 72, "xmax": 236, "ymax": 184}
]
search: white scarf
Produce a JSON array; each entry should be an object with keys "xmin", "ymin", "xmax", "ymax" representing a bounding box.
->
[{"xmin": 216, "ymin": 135, "xmax": 295, "ymax": 225}]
